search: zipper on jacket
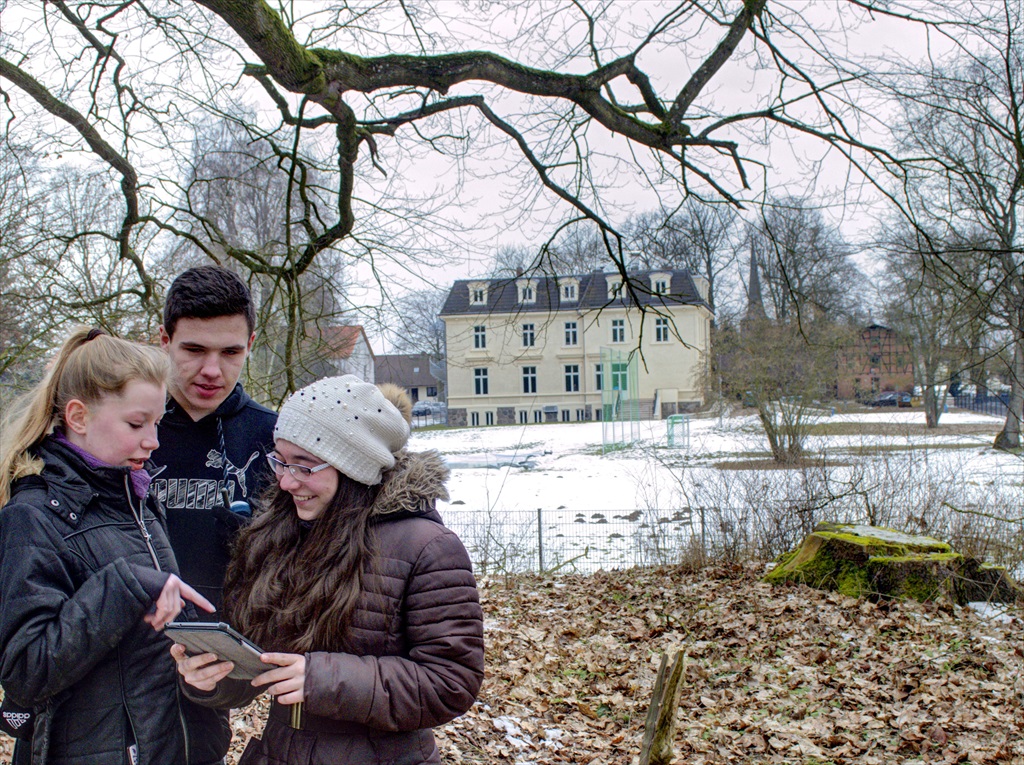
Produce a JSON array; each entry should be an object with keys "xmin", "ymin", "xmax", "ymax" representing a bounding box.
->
[
  {"xmin": 123, "ymin": 478, "xmax": 161, "ymax": 571},
  {"xmin": 123, "ymin": 477, "xmax": 192, "ymax": 763},
  {"xmin": 176, "ymin": 690, "xmax": 192, "ymax": 764},
  {"xmin": 118, "ymin": 646, "xmax": 142, "ymax": 765}
]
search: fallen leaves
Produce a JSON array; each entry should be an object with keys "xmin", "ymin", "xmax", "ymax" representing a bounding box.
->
[
  {"xmin": 3, "ymin": 564, "xmax": 1017, "ymax": 765},
  {"xmin": 435, "ymin": 565, "xmax": 1023, "ymax": 764}
]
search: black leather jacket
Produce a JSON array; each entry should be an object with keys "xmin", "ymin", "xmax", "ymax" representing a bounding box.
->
[{"xmin": 0, "ymin": 438, "xmax": 229, "ymax": 764}]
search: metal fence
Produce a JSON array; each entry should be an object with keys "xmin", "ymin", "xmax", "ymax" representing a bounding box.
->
[
  {"xmin": 953, "ymin": 393, "xmax": 1009, "ymax": 417},
  {"xmin": 440, "ymin": 500, "xmax": 1024, "ymax": 579},
  {"xmin": 411, "ymin": 410, "xmax": 448, "ymax": 428},
  {"xmin": 440, "ymin": 506, "xmax": 699, "ymax": 576}
]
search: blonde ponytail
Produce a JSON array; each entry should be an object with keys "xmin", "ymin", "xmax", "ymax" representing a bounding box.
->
[{"xmin": 0, "ymin": 328, "xmax": 168, "ymax": 505}]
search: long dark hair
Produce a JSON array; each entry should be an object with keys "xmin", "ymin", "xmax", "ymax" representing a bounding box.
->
[{"xmin": 223, "ymin": 472, "xmax": 380, "ymax": 653}]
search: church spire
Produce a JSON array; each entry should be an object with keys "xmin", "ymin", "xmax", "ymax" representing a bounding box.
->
[{"xmin": 743, "ymin": 247, "xmax": 767, "ymax": 326}]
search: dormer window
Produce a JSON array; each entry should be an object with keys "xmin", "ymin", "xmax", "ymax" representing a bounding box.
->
[
  {"xmin": 561, "ymin": 279, "xmax": 579, "ymax": 302},
  {"xmin": 517, "ymin": 278, "xmax": 537, "ymax": 304},
  {"xmin": 469, "ymin": 282, "xmax": 488, "ymax": 306},
  {"xmin": 608, "ymin": 280, "xmax": 623, "ymax": 299},
  {"xmin": 651, "ymin": 273, "xmax": 671, "ymax": 294}
]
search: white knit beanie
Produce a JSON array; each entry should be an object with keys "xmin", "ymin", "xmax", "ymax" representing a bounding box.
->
[{"xmin": 274, "ymin": 375, "xmax": 411, "ymax": 486}]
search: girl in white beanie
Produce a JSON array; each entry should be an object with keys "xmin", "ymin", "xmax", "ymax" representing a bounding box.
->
[{"xmin": 172, "ymin": 375, "xmax": 484, "ymax": 764}]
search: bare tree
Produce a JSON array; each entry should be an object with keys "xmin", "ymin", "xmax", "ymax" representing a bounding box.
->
[
  {"xmin": 750, "ymin": 196, "xmax": 864, "ymax": 324},
  {"xmin": 878, "ymin": 0, "xmax": 1024, "ymax": 448},
  {"xmin": 545, "ymin": 222, "xmax": 608, "ymax": 275},
  {"xmin": 156, "ymin": 116, "xmax": 356, "ymax": 402},
  {"xmin": 625, "ymin": 201, "xmax": 739, "ymax": 313},
  {"xmin": 383, "ymin": 287, "xmax": 448, "ymax": 366},
  {"xmin": 878, "ymin": 221, "xmax": 990, "ymax": 427},
  {"xmin": 0, "ymin": 145, "xmax": 52, "ymax": 391},
  {"xmin": 0, "ymin": 1, "xmax": 948, "ymax": 391},
  {"xmin": 489, "ymin": 244, "xmax": 542, "ymax": 278},
  {"xmin": 718, "ymin": 314, "xmax": 850, "ymax": 463}
]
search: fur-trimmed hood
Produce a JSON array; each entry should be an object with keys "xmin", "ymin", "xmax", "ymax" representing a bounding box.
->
[{"xmin": 372, "ymin": 449, "xmax": 450, "ymax": 517}]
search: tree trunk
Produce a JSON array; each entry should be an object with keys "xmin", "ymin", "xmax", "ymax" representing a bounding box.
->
[
  {"xmin": 758, "ymin": 407, "xmax": 785, "ymax": 462},
  {"xmin": 994, "ymin": 328, "xmax": 1024, "ymax": 450},
  {"xmin": 923, "ymin": 385, "xmax": 938, "ymax": 428}
]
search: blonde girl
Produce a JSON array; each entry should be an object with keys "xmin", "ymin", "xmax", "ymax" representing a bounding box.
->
[{"xmin": 0, "ymin": 327, "xmax": 229, "ymax": 764}]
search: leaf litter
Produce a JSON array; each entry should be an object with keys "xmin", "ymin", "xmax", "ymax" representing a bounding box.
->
[
  {"xmin": 435, "ymin": 565, "xmax": 1024, "ymax": 765},
  {"xmin": 4, "ymin": 565, "xmax": 1019, "ymax": 764}
]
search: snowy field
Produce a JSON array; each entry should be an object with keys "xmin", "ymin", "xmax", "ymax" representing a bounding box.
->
[{"xmin": 410, "ymin": 408, "xmax": 1024, "ymax": 578}]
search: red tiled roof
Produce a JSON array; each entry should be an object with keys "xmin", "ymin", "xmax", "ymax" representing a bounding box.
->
[{"xmin": 321, "ymin": 325, "xmax": 373, "ymax": 360}]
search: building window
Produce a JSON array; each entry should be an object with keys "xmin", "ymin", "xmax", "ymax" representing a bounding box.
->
[
  {"xmin": 523, "ymin": 366, "xmax": 537, "ymax": 394},
  {"xmin": 655, "ymin": 317, "xmax": 670, "ymax": 342},
  {"xmin": 595, "ymin": 363, "xmax": 603, "ymax": 391},
  {"xmin": 485, "ymin": 411, "xmax": 494, "ymax": 426},
  {"xmin": 427, "ymin": 386, "xmax": 437, "ymax": 397},
  {"xmin": 519, "ymin": 284, "xmax": 535, "ymax": 303},
  {"xmin": 562, "ymin": 283, "xmax": 577, "ymax": 301},
  {"xmin": 473, "ymin": 325, "xmax": 486, "ymax": 349},
  {"xmin": 561, "ymin": 409, "xmax": 570, "ymax": 422},
  {"xmin": 534, "ymin": 410, "xmax": 543, "ymax": 423},
  {"xmin": 469, "ymin": 284, "xmax": 487, "ymax": 305},
  {"xmin": 564, "ymin": 364, "xmax": 580, "ymax": 392},
  {"xmin": 653, "ymin": 277, "xmax": 669, "ymax": 294},
  {"xmin": 474, "ymin": 368, "xmax": 489, "ymax": 395},
  {"xmin": 611, "ymin": 319, "xmax": 625, "ymax": 343},
  {"xmin": 564, "ymin": 321, "xmax": 578, "ymax": 346},
  {"xmin": 611, "ymin": 362, "xmax": 629, "ymax": 391},
  {"xmin": 522, "ymin": 323, "xmax": 535, "ymax": 347},
  {"xmin": 608, "ymin": 280, "xmax": 623, "ymax": 298},
  {"xmin": 576, "ymin": 408, "xmax": 586, "ymax": 421},
  {"xmin": 519, "ymin": 410, "xmax": 528, "ymax": 424}
]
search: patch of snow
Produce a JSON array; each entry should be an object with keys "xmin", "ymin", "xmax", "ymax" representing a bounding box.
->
[
  {"xmin": 968, "ymin": 601, "xmax": 1018, "ymax": 624},
  {"xmin": 836, "ymin": 524, "xmax": 944, "ymax": 546},
  {"xmin": 491, "ymin": 716, "xmax": 565, "ymax": 759},
  {"xmin": 493, "ymin": 716, "xmax": 532, "ymax": 749}
]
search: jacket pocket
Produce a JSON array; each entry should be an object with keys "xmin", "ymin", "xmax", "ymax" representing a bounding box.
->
[
  {"xmin": 239, "ymin": 733, "xmax": 316, "ymax": 765},
  {"xmin": 237, "ymin": 736, "xmax": 269, "ymax": 765}
]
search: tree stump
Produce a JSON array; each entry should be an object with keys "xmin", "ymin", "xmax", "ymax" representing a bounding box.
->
[
  {"xmin": 764, "ymin": 522, "xmax": 1022, "ymax": 604},
  {"xmin": 639, "ymin": 651, "xmax": 686, "ymax": 765}
]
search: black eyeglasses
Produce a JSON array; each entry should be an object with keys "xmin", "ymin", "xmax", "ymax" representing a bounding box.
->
[{"xmin": 266, "ymin": 454, "xmax": 332, "ymax": 481}]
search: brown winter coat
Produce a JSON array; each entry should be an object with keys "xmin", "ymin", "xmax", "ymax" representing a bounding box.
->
[{"xmin": 184, "ymin": 450, "xmax": 484, "ymax": 765}]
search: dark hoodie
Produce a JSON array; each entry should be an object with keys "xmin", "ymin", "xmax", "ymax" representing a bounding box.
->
[{"xmin": 150, "ymin": 383, "xmax": 277, "ymax": 610}]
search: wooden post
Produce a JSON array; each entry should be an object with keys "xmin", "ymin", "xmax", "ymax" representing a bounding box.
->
[{"xmin": 639, "ymin": 651, "xmax": 686, "ymax": 765}]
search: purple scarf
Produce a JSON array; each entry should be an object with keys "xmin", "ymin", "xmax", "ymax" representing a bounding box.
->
[{"xmin": 53, "ymin": 430, "xmax": 153, "ymax": 499}]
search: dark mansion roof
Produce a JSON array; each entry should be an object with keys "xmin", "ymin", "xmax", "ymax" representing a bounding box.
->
[{"xmin": 439, "ymin": 269, "xmax": 709, "ymax": 317}]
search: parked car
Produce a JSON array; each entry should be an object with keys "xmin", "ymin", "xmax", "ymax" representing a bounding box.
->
[
  {"xmin": 866, "ymin": 391, "xmax": 911, "ymax": 407},
  {"xmin": 411, "ymin": 401, "xmax": 446, "ymax": 417}
]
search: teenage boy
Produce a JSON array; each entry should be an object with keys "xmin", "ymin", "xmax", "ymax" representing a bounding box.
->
[
  {"xmin": 1, "ymin": 267, "xmax": 267, "ymax": 765},
  {"xmin": 151, "ymin": 265, "xmax": 277, "ymax": 611}
]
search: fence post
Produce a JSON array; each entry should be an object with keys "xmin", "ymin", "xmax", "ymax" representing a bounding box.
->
[
  {"xmin": 537, "ymin": 507, "xmax": 544, "ymax": 574},
  {"xmin": 699, "ymin": 507, "xmax": 706, "ymax": 554}
]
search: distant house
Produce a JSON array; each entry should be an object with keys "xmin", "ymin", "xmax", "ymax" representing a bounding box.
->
[
  {"xmin": 376, "ymin": 354, "xmax": 442, "ymax": 403},
  {"xmin": 321, "ymin": 325, "xmax": 375, "ymax": 382},
  {"xmin": 440, "ymin": 268, "xmax": 712, "ymax": 427},
  {"xmin": 837, "ymin": 324, "xmax": 913, "ymax": 399}
]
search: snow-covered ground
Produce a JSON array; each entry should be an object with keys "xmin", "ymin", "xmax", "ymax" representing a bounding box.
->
[
  {"xmin": 415, "ymin": 409, "xmax": 1019, "ymax": 511},
  {"xmin": 409, "ymin": 408, "xmax": 1024, "ymax": 580}
]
